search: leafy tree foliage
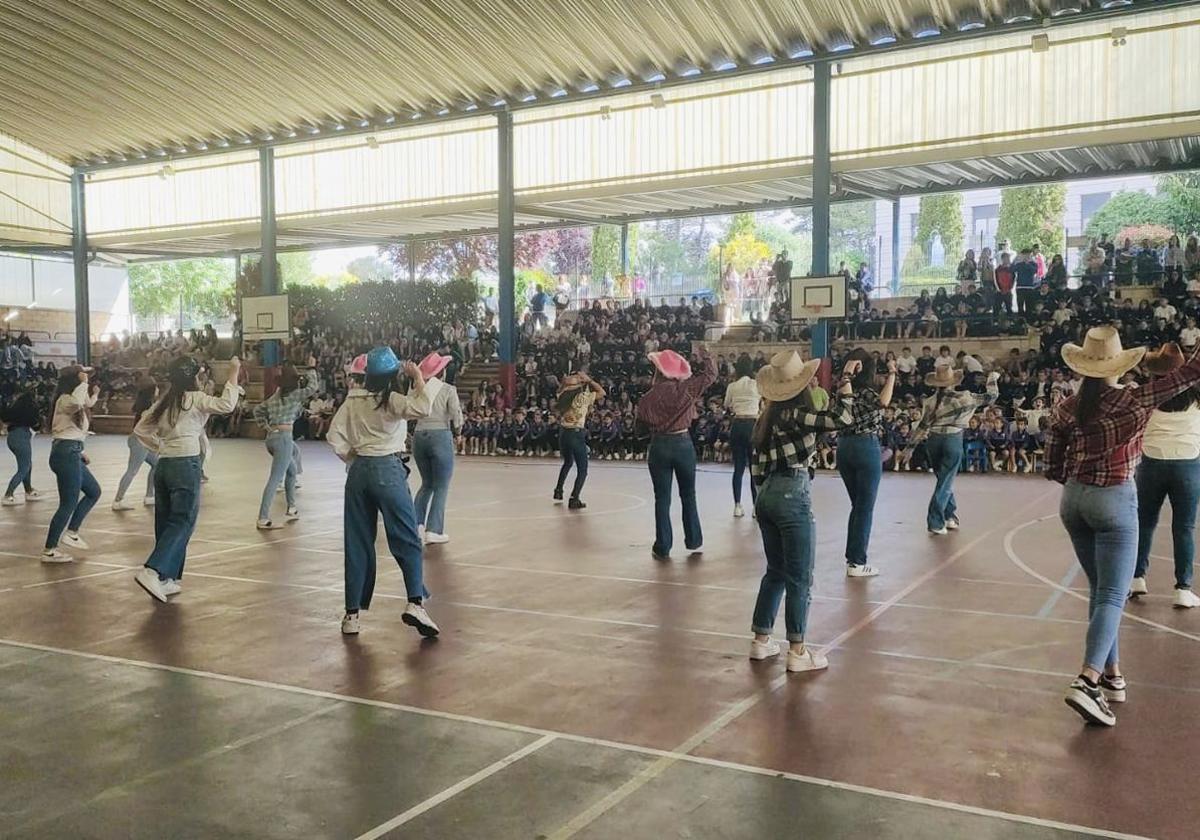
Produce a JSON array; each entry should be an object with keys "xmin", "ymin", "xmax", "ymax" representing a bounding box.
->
[
  {"xmin": 996, "ymin": 185, "xmax": 1066, "ymax": 254},
  {"xmin": 128, "ymin": 258, "xmax": 235, "ymax": 319},
  {"xmin": 914, "ymin": 194, "xmax": 964, "ymax": 263}
]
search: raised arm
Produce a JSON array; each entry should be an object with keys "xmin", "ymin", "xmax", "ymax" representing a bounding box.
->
[
  {"xmin": 1131, "ymin": 347, "xmax": 1200, "ymax": 409},
  {"xmin": 190, "ymin": 357, "xmax": 241, "ymax": 416},
  {"xmin": 879, "ymin": 359, "xmax": 897, "ymax": 407},
  {"xmin": 685, "ymin": 352, "xmax": 718, "ymax": 398},
  {"xmin": 385, "ymin": 361, "xmax": 431, "ymax": 420},
  {"xmin": 774, "ymin": 394, "xmax": 856, "ymax": 433}
]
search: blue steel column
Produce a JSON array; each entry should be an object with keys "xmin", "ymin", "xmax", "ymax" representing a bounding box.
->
[
  {"xmin": 259, "ymin": 147, "xmax": 279, "ymax": 366},
  {"xmin": 810, "ymin": 61, "xmax": 833, "ymax": 368},
  {"xmin": 70, "ymin": 169, "xmax": 90, "ymax": 364},
  {"xmin": 497, "ymin": 111, "xmax": 517, "ymax": 396},
  {"xmin": 619, "ymin": 223, "xmax": 629, "ymax": 275},
  {"xmin": 891, "ymin": 197, "xmax": 902, "ymax": 295}
]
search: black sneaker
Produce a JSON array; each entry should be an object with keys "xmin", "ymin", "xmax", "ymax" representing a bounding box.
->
[
  {"xmin": 651, "ymin": 546, "xmax": 670, "ymax": 561},
  {"xmin": 1099, "ymin": 674, "xmax": 1127, "ymax": 703},
  {"xmin": 568, "ymin": 497, "xmax": 586, "ymax": 510},
  {"xmin": 553, "ymin": 488, "xmax": 564, "ymax": 503},
  {"xmin": 1065, "ymin": 677, "xmax": 1117, "ymax": 726}
]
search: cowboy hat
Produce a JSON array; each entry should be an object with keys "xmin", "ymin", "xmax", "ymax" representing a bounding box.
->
[
  {"xmin": 924, "ymin": 367, "xmax": 964, "ymax": 388},
  {"xmin": 345, "ymin": 354, "xmax": 368, "ymax": 376},
  {"xmin": 1061, "ymin": 326, "xmax": 1145, "ymax": 379},
  {"xmin": 417, "ymin": 351, "xmax": 451, "ymax": 380},
  {"xmin": 1144, "ymin": 342, "xmax": 1184, "ymax": 377},
  {"xmin": 757, "ymin": 350, "xmax": 821, "ymax": 403},
  {"xmin": 648, "ymin": 349, "xmax": 691, "ymax": 380},
  {"xmin": 366, "ymin": 347, "xmax": 400, "ymax": 377}
]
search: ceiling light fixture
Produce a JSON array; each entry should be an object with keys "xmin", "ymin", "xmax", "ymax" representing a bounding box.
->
[
  {"xmin": 867, "ymin": 23, "xmax": 897, "ymax": 46},
  {"xmin": 307, "ymin": 125, "xmax": 321, "ymax": 135},
  {"xmin": 1002, "ymin": 0, "xmax": 1035, "ymax": 23},
  {"xmin": 910, "ymin": 15, "xmax": 941, "ymax": 38},
  {"xmin": 673, "ymin": 58, "xmax": 702, "ymax": 77},
  {"xmin": 1101, "ymin": 0, "xmax": 1132, "ymax": 7},
  {"xmin": 519, "ymin": 89, "xmax": 538, "ymax": 101},
  {"xmin": 710, "ymin": 52, "xmax": 737, "ymax": 71},
  {"xmin": 786, "ymin": 38, "xmax": 814, "ymax": 59},
  {"xmin": 216, "ymin": 138, "xmax": 231, "ymax": 147},
  {"xmin": 383, "ymin": 114, "xmax": 397, "ymax": 123},
  {"xmin": 825, "ymin": 29, "xmax": 856, "ymax": 52},
  {"xmin": 641, "ymin": 66, "xmax": 667, "ymax": 82},
  {"xmin": 607, "ymin": 71, "xmax": 632, "ymax": 88},
  {"xmin": 1050, "ymin": 0, "xmax": 1082, "ymax": 16},
  {"xmin": 956, "ymin": 7, "xmax": 987, "ymax": 31},
  {"xmin": 575, "ymin": 78, "xmax": 601, "ymax": 93},
  {"xmin": 747, "ymin": 45, "xmax": 775, "ymax": 65}
]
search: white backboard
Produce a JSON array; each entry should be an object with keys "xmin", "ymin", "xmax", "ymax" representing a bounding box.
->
[
  {"xmin": 241, "ymin": 294, "xmax": 291, "ymax": 341},
  {"xmin": 789, "ymin": 274, "xmax": 847, "ymax": 320}
]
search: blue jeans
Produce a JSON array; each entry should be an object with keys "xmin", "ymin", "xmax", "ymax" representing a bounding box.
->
[
  {"xmin": 344, "ymin": 455, "xmax": 428, "ymax": 612},
  {"xmin": 5, "ymin": 425, "xmax": 33, "ymax": 497},
  {"xmin": 751, "ymin": 471, "xmax": 815, "ymax": 642},
  {"xmin": 1135, "ymin": 456, "xmax": 1199, "ymax": 589},
  {"xmin": 648, "ymin": 433, "xmax": 702, "ymax": 555},
  {"xmin": 258, "ymin": 430, "xmax": 297, "ymax": 520},
  {"xmin": 836, "ymin": 433, "xmax": 882, "ymax": 565},
  {"xmin": 116, "ymin": 435, "xmax": 158, "ymax": 501},
  {"xmin": 413, "ymin": 429, "xmax": 455, "ymax": 534},
  {"xmin": 46, "ymin": 439, "xmax": 101, "ymax": 548},
  {"xmin": 730, "ymin": 419, "xmax": 757, "ymax": 506},
  {"xmin": 144, "ymin": 456, "xmax": 201, "ymax": 581},
  {"xmin": 925, "ymin": 432, "xmax": 963, "ymax": 531},
  {"xmin": 1060, "ymin": 479, "xmax": 1138, "ymax": 672},
  {"xmin": 555, "ymin": 428, "xmax": 589, "ymax": 499}
]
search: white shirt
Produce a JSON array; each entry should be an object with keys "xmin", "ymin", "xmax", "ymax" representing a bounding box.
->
[
  {"xmin": 1154, "ymin": 304, "xmax": 1177, "ymax": 322},
  {"xmin": 896, "ymin": 354, "xmax": 917, "ymax": 374},
  {"xmin": 723, "ymin": 376, "xmax": 761, "ymax": 417},
  {"xmin": 1053, "ymin": 307, "xmax": 1073, "ymax": 326},
  {"xmin": 1181, "ymin": 327, "xmax": 1200, "ymax": 349},
  {"xmin": 51, "ymin": 382, "xmax": 98, "ymax": 441},
  {"xmin": 134, "ymin": 381, "xmax": 239, "ymax": 458},
  {"xmin": 961, "ymin": 355, "xmax": 983, "ymax": 374},
  {"xmin": 1143, "ymin": 404, "xmax": 1200, "ymax": 460},
  {"xmin": 934, "ymin": 355, "xmax": 953, "ymax": 371},
  {"xmin": 326, "ymin": 387, "xmax": 432, "ymax": 460},
  {"xmin": 415, "ymin": 377, "xmax": 465, "ymax": 432}
]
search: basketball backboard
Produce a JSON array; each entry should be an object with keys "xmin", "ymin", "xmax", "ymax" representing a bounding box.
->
[{"xmin": 789, "ymin": 274, "xmax": 847, "ymax": 321}]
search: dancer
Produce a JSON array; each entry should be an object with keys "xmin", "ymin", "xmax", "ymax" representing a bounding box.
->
[
  {"xmin": 724, "ymin": 354, "xmax": 760, "ymax": 518},
  {"xmin": 835, "ymin": 348, "xmax": 896, "ymax": 577},
  {"xmin": 132, "ymin": 356, "xmax": 241, "ymax": 602},
  {"xmin": 635, "ymin": 347, "xmax": 716, "ymax": 559},
  {"xmin": 253, "ymin": 360, "xmax": 319, "ymax": 529},
  {"xmin": 2, "ymin": 386, "xmax": 44, "ymax": 506},
  {"xmin": 327, "ymin": 347, "xmax": 438, "ymax": 638},
  {"xmin": 1047, "ymin": 329, "xmax": 1200, "ymax": 727},
  {"xmin": 1132, "ymin": 343, "xmax": 1200, "ymax": 608},
  {"xmin": 749, "ymin": 351, "xmax": 858, "ymax": 672},
  {"xmin": 913, "ymin": 365, "xmax": 1000, "ymax": 535},
  {"xmin": 553, "ymin": 370, "xmax": 605, "ymax": 509},
  {"xmin": 111, "ymin": 378, "xmax": 159, "ymax": 511},
  {"xmin": 412, "ymin": 351, "xmax": 463, "ymax": 544},
  {"xmin": 42, "ymin": 366, "xmax": 100, "ymax": 562}
]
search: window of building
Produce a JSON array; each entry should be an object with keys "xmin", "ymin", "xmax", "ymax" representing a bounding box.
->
[
  {"xmin": 971, "ymin": 203, "xmax": 999, "ymax": 251},
  {"xmin": 1080, "ymin": 192, "xmax": 1111, "ymax": 230}
]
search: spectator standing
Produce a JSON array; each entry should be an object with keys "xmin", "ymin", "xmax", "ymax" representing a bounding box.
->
[
  {"xmin": 994, "ymin": 253, "xmax": 1016, "ymax": 315},
  {"xmin": 724, "ymin": 354, "xmax": 761, "ymax": 518},
  {"xmin": 1013, "ymin": 248, "xmax": 1039, "ymax": 317}
]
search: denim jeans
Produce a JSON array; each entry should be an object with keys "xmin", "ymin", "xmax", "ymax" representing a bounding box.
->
[
  {"xmin": 751, "ymin": 471, "xmax": 815, "ymax": 642},
  {"xmin": 730, "ymin": 419, "xmax": 757, "ymax": 506},
  {"xmin": 413, "ymin": 428, "xmax": 455, "ymax": 534},
  {"xmin": 836, "ymin": 433, "xmax": 882, "ymax": 565},
  {"xmin": 46, "ymin": 439, "xmax": 101, "ymax": 548},
  {"xmin": 1060, "ymin": 479, "xmax": 1138, "ymax": 672},
  {"xmin": 116, "ymin": 434, "xmax": 159, "ymax": 501},
  {"xmin": 144, "ymin": 456, "xmax": 201, "ymax": 581},
  {"xmin": 5, "ymin": 425, "xmax": 33, "ymax": 497},
  {"xmin": 344, "ymin": 455, "xmax": 428, "ymax": 612},
  {"xmin": 647, "ymin": 433, "xmax": 702, "ymax": 555},
  {"xmin": 925, "ymin": 432, "xmax": 963, "ymax": 531},
  {"xmin": 555, "ymin": 428, "xmax": 589, "ymax": 499},
  {"xmin": 1135, "ymin": 455, "xmax": 1199, "ymax": 589},
  {"xmin": 258, "ymin": 430, "xmax": 297, "ymax": 520}
]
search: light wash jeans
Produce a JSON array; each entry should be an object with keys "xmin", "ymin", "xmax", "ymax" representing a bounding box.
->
[
  {"xmin": 925, "ymin": 432, "xmax": 963, "ymax": 531},
  {"xmin": 413, "ymin": 428, "xmax": 455, "ymax": 534},
  {"xmin": 344, "ymin": 455, "xmax": 428, "ymax": 612},
  {"xmin": 836, "ymin": 433, "xmax": 882, "ymax": 566},
  {"xmin": 1135, "ymin": 455, "xmax": 1200, "ymax": 590},
  {"xmin": 115, "ymin": 434, "xmax": 158, "ymax": 501},
  {"xmin": 751, "ymin": 471, "xmax": 815, "ymax": 642},
  {"xmin": 46, "ymin": 439, "xmax": 101, "ymax": 549},
  {"xmin": 647, "ymin": 433, "xmax": 702, "ymax": 555},
  {"xmin": 5, "ymin": 425, "xmax": 33, "ymax": 497},
  {"xmin": 1059, "ymin": 479, "xmax": 1138, "ymax": 672},
  {"xmin": 258, "ymin": 430, "xmax": 297, "ymax": 520},
  {"xmin": 144, "ymin": 456, "xmax": 201, "ymax": 581}
]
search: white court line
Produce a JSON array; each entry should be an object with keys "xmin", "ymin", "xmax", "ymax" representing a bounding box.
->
[
  {"xmin": 353, "ymin": 735, "xmax": 556, "ymax": 840},
  {"xmin": 22, "ymin": 567, "xmax": 133, "ymax": 588},
  {"xmin": 0, "ymin": 637, "xmax": 1148, "ymax": 840}
]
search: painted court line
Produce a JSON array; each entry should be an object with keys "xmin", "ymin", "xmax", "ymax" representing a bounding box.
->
[
  {"xmin": 22, "ymin": 567, "xmax": 133, "ymax": 588},
  {"xmin": 1036, "ymin": 563, "xmax": 1082, "ymax": 618},
  {"xmin": 353, "ymin": 735, "xmax": 556, "ymax": 840}
]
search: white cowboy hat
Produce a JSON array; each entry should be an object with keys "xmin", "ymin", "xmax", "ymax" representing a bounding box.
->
[
  {"xmin": 924, "ymin": 367, "xmax": 964, "ymax": 388},
  {"xmin": 757, "ymin": 350, "xmax": 821, "ymax": 403},
  {"xmin": 1061, "ymin": 325, "xmax": 1145, "ymax": 379}
]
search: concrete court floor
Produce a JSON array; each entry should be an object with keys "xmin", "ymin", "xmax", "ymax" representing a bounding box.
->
[{"xmin": 1, "ymin": 435, "xmax": 1197, "ymax": 840}]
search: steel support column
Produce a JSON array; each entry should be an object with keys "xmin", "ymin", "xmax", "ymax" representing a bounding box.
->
[
  {"xmin": 891, "ymin": 197, "xmax": 902, "ymax": 295},
  {"xmin": 810, "ymin": 62, "xmax": 833, "ymax": 378},
  {"xmin": 407, "ymin": 239, "xmax": 417, "ymax": 282},
  {"xmin": 497, "ymin": 111, "xmax": 517, "ymax": 396},
  {"xmin": 619, "ymin": 223, "xmax": 629, "ymax": 275},
  {"xmin": 70, "ymin": 169, "xmax": 90, "ymax": 364},
  {"xmin": 259, "ymin": 147, "xmax": 279, "ymax": 366}
]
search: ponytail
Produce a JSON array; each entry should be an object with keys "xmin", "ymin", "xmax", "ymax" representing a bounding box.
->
[{"xmin": 1075, "ymin": 377, "xmax": 1106, "ymax": 427}]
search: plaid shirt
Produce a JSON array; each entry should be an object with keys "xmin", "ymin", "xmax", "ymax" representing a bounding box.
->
[
  {"xmin": 635, "ymin": 355, "xmax": 717, "ymax": 434},
  {"xmin": 253, "ymin": 371, "xmax": 320, "ymax": 428},
  {"xmin": 1045, "ymin": 361, "xmax": 1200, "ymax": 486},
  {"xmin": 752, "ymin": 395, "xmax": 856, "ymax": 485},
  {"xmin": 842, "ymin": 387, "xmax": 883, "ymax": 436},
  {"xmin": 915, "ymin": 378, "xmax": 999, "ymax": 439}
]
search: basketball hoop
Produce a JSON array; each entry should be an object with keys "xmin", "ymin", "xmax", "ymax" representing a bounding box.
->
[{"xmin": 807, "ymin": 305, "xmax": 826, "ymax": 319}]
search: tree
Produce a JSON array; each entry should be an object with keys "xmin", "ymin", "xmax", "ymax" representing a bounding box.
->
[
  {"xmin": 831, "ymin": 200, "xmax": 880, "ymax": 271},
  {"xmin": 997, "ymin": 185, "xmax": 1067, "ymax": 254},
  {"xmin": 591, "ymin": 223, "xmax": 640, "ymax": 280},
  {"xmin": 346, "ymin": 255, "xmax": 394, "ymax": 283},
  {"xmin": 514, "ymin": 230, "xmax": 557, "ymax": 269},
  {"xmin": 914, "ymin": 194, "xmax": 964, "ymax": 263},
  {"xmin": 546, "ymin": 227, "xmax": 591, "ymax": 275},
  {"xmin": 721, "ymin": 212, "xmax": 756, "ymax": 245},
  {"xmin": 1155, "ymin": 173, "xmax": 1200, "ymax": 236},
  {"xmin": 128, "ymin": 258, "xmax": 235, "ymax": 319},
  {"xmin": 1083, "ymin": 191, "xmax": 1171, "ymax": 241}
]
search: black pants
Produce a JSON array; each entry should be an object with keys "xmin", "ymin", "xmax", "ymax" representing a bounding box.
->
[
  {"xmin": 730, "ymin": 418, "xmax": 757, "ymax": 506},
  {"xmin": 556, "ymin": 429, "xmax": 589, "ymax": 499},
  {"xmin": 1016, "ymin": 288, "xmax": 1034, "ymax": 317}
]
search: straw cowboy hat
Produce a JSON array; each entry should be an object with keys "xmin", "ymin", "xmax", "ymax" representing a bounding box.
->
[
  {"xmin": 924, "ymin": 367, "xmax": 964, "ymax": 388},
  {"xmin": 1144, "ymin": 342, "xmax": 1184, "ymax": 377},
  {"xmin": 417, "ymin": 351, "xmax": 451, "ymax": 380},
  {"xmin": 648, "ymin": 349, "xmax": 691, "ymax": 380},
  {"xmin": 1061, "ymin": 325, "xmax": 1145, "ymax": 379},
  {"xmin": 757, "ymin": 350, "xmax": 821, "ymax": 402}
]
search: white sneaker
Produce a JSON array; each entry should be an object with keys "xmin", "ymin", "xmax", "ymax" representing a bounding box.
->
[
  {"xmin": 786, "ymin": 647, "xmax": 829, "ymax": 673},
  {"xmin": 846, "ymin": 564, "xmax": 880, "ymax": 578},
  {"xmin": 162, "ymin": 579, "xmax": 182, "ymax": 597},
  {"xmin": 143, "ymin": 496, "xmax": 156, "ymax": 507},
  {"xmin": 111, "ymin": 499, "xmax": 136, "ymax": 511},
  {"xmin": 285, "ymin": 507, "xmax": 300, "ymax": 522},
  {"xmin": 275, "ymin": 485, "xmax": 284, "ymax": 494},
  {"xmin": 25, "ymin": 489, "xmax": 43, "ymax": 501},
  {"xmin": 256, "ymin": 519, "xmax": 284, "ymax": 530},
  {"xmin": 61, "ymin": 532, "xmax": 89, "ymax": 550},
  {"xmin": 418, "ymin": 524, "xmax": 426, "ymax": 539},
  {"xmin": 733, "ymin": 503, "xmax": 744, "ymax": 518},
  {"xmin": 341, "ymin": 612, "xmax": 360, "ymax": 635},
  {"xmin": 1099, "ymin": 674, "xmax": 1127, "ymax": 704},
  {"xmin": 928, "ymin": 526, "xmax": 949, "ymax": 536},
  {"xmin": 135, "ymin": 568, "xmax": 169, "ymax": 603},
  {"xmin": 945, "ymin": 518, "xmax": 960, "ymax": 531},
  {"xmin": 402, "ymin": 603, "xmax": 440, "ymax": 637},
  {"xmin": 1129, "ymin": 577, "xmax": 1148, "ymax": 597},
  {"xmin": 1174, "ymin": 589, "xmax": 1200, "ymax": 609},
  {"xmin": 294, "ymin": 481, "xmax": 303, "ymax": 490},
  {"xmin": 1064, "ymin": 678, "xmax": 1116, "ymax": 726},
  {"xmin": 41, "ymin": 548, "xmax": 72, "ymax": 563},
  {"xmin": 1, "ymin": 496, "xmax": 18, "ymax": 506},
  {"xmin": 749, "ymin": 637, "xmax": 781, "ymax": 660},
  {"xmin": 424, "ymin": 532, "xmax": 449, "ymax": 545}
]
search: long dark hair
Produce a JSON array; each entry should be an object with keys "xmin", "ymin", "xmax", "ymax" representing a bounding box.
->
[
  {"xmin": 734, "ymin": 353, "xmax": 754, "ymax": 379},
  {"xmin": 844, "ymin": 348, "xmax": 876, "ymax": 391},
  {"xmin": 1075, "ymin": 377, "xmax": 1107, "ymax": 427},
  {"xmin": 131, "ymin": 382, "xmax": 158, "ymax": 425},
  {"xmin": 1158, "ymin": 387, "xmax": 1200, "ymax": 413},
  {"xmin": 149, "ymin": 357, "xmax": 200, "ymax": 426},
  {"xmin": 366, "ymin": 370, "xmax": 400, "ymax": 410},
  {"xmin": 753, "ymin": 388, "xmax": 818, "ymax": 449},
  {"xmin": 52, "ymin": 369, "xmax": 85, "ymax": 427}
]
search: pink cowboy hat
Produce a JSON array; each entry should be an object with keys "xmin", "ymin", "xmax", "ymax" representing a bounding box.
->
[
  {"xmin": 648, "ymin": 349, "xmax": 692, "ymax": 380},
  {"xmin": 417, "ymin": 351, "xmax": 451, "ymax": 379},
  {"xmin": 345, "ymin": 354, "xmax": 368, "ymax": 376}
]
